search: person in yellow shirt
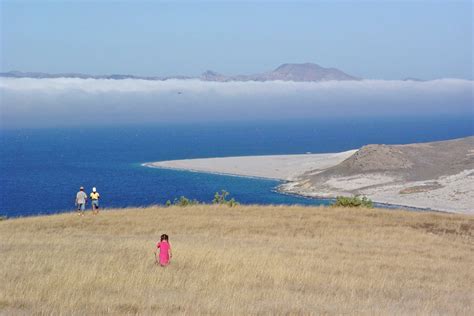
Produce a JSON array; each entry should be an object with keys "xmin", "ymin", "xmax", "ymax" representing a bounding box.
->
[{"xmin": 90, "ymin": 187, "xmax": 100, "ymax": 215}]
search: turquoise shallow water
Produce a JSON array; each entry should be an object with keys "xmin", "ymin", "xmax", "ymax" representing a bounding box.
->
[{"xmin": 1, "ymin": 117, "xmax": 472, "ymax": 217}]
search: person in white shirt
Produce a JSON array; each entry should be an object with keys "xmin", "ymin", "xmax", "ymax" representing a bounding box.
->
[{"xmin": 75, "ymin": 186, "xmax": 87, "ymax": 216}]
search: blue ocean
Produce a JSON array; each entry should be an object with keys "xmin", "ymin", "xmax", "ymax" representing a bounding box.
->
[{"xmin": 1, "ymin": 116, "xmax": 472, "ymax": 218}]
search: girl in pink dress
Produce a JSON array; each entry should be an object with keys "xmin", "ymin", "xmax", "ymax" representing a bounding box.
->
[{"xmin": 155, "ymin": 234, "xmax": 172, "ymax": 266}]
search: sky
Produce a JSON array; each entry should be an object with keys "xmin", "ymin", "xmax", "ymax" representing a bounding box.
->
[{"xmin": 1, "ymin": 0, "xmax": 472, "ymax": 80}]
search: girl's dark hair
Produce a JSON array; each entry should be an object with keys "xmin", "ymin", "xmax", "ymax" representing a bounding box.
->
[{"xmin": 160, "ymin": 234, "xmax": 169, "ymax": 241}]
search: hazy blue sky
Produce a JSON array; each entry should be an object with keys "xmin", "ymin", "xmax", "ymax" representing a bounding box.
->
[{"xmin": 1, "ymin": 0, "xmax": 472, "ymax": 79}]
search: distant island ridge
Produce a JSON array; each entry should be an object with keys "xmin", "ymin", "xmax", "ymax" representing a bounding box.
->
[{"xmin": 2, "ymin": 62, "xmax": 386, "ymax": 82}]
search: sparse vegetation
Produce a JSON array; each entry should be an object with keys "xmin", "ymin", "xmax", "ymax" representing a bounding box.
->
[
  {"xmin": 165, "ymin": 191, "xmax": 239, "ymax": 208},
  {"xmin": 212, "ymin": 190, "xmax": 239, "ymax": 207},
  {"xmin": 0, "ymin": 205, "xmax": 472, "ymax": 314},
  {"xmin": 172, "ymin": 196, "xmax": 200, "ymax": 207},
  {"xmin": 332, "ymin": 195, "xmax": 374, "ymax": 208}
]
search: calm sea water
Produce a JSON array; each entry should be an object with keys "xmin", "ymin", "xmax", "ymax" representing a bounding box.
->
[{"xmin": 1, "ymin": 116, "xmax": 472, "ymax": 217}]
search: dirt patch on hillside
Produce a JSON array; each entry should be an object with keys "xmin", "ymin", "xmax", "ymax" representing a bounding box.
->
[{"xmin": 400, "ymin": 182, "xmax": 443, "ymax": 194}]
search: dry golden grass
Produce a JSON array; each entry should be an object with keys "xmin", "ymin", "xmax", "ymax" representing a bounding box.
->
[{"xmin": 0, "ymin": 205, "xmax": 473, "ymax": 315}]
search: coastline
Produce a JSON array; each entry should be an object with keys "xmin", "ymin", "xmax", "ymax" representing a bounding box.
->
[
  {"xmin": 144, "ymin": 150, "xmax": 357, "ymax": 181},
  {"xmin": 277, "ymin": 168, "xmax": 474, "ymax": 215},
  {"xmin": 273, "ymin": 184, "xmax": 445, "ymax": 213},
  {"xmin": 142, "ymin": 163, "xmax": 283, "ymax": 181},
  {"xmin": 145, "ymin": 164, "xmax": 441, "ymax": 213},
  {"xmin": 144, "ymin": 150, "xmax": 474, "ymax": 215}
]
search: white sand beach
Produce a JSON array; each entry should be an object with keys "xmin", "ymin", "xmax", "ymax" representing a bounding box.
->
[{"xmin": 145, "ymin": 150, "xmax": 357, "ymax": 181}]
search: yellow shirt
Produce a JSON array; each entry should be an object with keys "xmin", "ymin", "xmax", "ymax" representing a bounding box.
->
[{"xmin": 90, "ymin": 192, "xmax": 100, "ymax": 200}]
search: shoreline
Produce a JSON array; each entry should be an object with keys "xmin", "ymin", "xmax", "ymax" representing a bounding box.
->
[
  {"xmin": 142, "ymin": 162, "xmax": 283, "ymax": 181},
  {"xmin": 144, "ymin": 150, "xmax": 473, "ymax": 215},
  {"xmin": 276, "ymin": 169, "xmax": 474, "ymax": 215},
  {"xmin": 145, "ymin": 163, "xmax": 442, "ymax": 213},
  {"xmin": 144, "ymin": 150, "xmax": 357, "ymax": 181},
  {"xmin": 273, "ymin": 185, "xmax": 445, "ymax": 213}
]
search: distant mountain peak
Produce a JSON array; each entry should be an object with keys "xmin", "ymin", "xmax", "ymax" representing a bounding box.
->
[
  {"xmin": 202, "ymin": 70, "xmax": 220, "ymax": 76},
  {"xmin": 403, "ymin": 77, "xmax": 425, "ymax": 82},
  {"xmin": 200, "ymin": 70, "xmax": 227, "ymax": 81},
  {"xmin": 275, "ymin": 63, "xmax": 323, "ymax": 71},
  {"xmin": 268, "ymin": 63, "xmax": 359, "ymax": 81},
  {"xmin": 0, "ymin": 63, "xmax": 361, "ymax": 82}
]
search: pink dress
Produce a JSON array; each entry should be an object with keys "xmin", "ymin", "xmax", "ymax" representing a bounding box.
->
[{"xmin": 156, "ymin": 241, "xmax": 171, "ymax": 266}]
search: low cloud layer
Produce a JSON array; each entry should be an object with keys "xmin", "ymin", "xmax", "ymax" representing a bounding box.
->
[{"xmin": 0, "ymin": 78, "xmax": 472, "ymax": 128}]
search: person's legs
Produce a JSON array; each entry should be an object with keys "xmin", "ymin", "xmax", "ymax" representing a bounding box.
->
[
  {"xmin": 80, "ymin": 203, "xmax": 85, "ymax": 216},
  {"xmin": 92, "ymin": 200, "xmax": 99, "ymax": 214}
]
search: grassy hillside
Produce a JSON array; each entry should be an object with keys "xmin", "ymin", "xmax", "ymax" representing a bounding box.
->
[{"xmin": 1, "ymin": 205, "xmax": 473, "ymax": 314}]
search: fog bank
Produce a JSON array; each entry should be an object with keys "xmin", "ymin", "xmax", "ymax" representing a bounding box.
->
[{"xmin": 0, "ymin": 78, "xmax": 472, "ymax": 128}]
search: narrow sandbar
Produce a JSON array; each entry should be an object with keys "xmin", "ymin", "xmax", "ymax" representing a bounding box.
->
[{"xmin": 144, "ymin": 150, "xmax": 357, "ymax": 181}]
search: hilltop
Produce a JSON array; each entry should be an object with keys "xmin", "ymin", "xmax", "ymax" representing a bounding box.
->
[
  {"xmin": 312, "ymin": 136, "xmax": 474, "ymax": 180},
  {"xmin": 0, "ymin": 205, "xmax": 472, "ymax": 314},
  {"xmin": 284, "ymin": 136, "xmax": 474, "ymax": 213},
  {"xmin": 0, "ymin": 63, "xmax": 359, "ymax": 82}
]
